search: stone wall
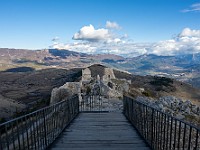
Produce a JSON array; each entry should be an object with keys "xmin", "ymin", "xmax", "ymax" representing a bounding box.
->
[
  {"xmin": 102, "ymin": 68, "xmax": 115, "ymax": 84},
  {"xmin": 82, "ymin": 68, "xmax": 91, "ymax": 82}
]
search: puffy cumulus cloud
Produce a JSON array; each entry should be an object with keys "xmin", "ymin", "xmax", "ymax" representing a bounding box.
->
[
  {"xmin": 72, "ymin": 24, "xmax": 111, "ymax": 42},
  {"xmin": 151, "ymin": 28, "xmax": 200, "ymax": 55},
  {"xmin": 51, "ymin": 27, "xmax": 200, "ymax": 57},
  {"xmin": 182, "ymin": 3, "xmax": 200, "ymax": 12},
  {"xmin": 179, "ymin": 28, "xmax": 200, "ymax": 37},
  {"xmin": 106, "ymin": 21, "xmax": 121, "ymax": 29}
]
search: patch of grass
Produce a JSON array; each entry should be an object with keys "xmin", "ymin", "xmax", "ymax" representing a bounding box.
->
[
  {"xmin": 111, "ymin": 79, "xmax": 125, "ymax": 85},
  {"xmin": 142, "ymin": 91, "xmax": 153, "ymax": 97},
  {"xmin": 150, "ymin": 76, "xmax": 173, "ymax": 87}
]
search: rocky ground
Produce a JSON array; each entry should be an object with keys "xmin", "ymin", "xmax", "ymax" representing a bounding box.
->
[
  {"xmin": 0, "ymin": 94, "xmax": 25, "ymax": 120},
  {"xmin": 135, "ymin": 96, "xmax": 200, "ymax": 127}
]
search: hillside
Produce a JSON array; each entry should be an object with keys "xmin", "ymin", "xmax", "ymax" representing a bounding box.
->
[
  {"xmin": 1, "ymin": 63, "xmax": 200, "ymax": 123},
  {"xmin": 0, "ymin": 68, "xmax": 82, "ymax": 121},
  {"xmin": 1, "ymin": 48, "xmax": 200, "ymax": 88}
]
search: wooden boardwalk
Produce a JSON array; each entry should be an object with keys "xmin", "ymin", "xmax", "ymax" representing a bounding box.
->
[{"xmin": 49, "ymin": 112, "xmax": 150, "ymax": 150}]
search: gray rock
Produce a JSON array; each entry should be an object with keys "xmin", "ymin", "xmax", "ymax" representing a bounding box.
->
[
  {"xmin": 191, "ymin": 105, "xmax": 199, "ymax": 114},
  {"xmin": 176, "ymin": 113, "xmax": 185, "ymax": 120}
]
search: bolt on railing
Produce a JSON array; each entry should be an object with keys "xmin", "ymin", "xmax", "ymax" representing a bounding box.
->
[
  {"xmin": 0, "ymin": 95, "xmax": 79, "ymax": 150},
  {"xmin": 123, "ymin": 96, "xmax": 200, "ymax": 150}
]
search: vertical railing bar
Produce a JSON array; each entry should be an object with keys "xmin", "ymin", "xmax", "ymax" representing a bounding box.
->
[
  {"xmin": 35, "ymin": 111, "xmax": 40, "ymax": 149},
  {"xmin": 155, "ymin": 110, "xmax": 158, "ymax": 149},
  {"xmin": 169, "ymin": 116, "xmax": 173, "ymax": 149},
  {"xmin": 21, "ymin": 118, "xmax": 26, "ymax": 150},
  {"xmin": 52, "ymin": 105, "xmax": 56, "ymax": 141},
  {"xmin": 166, "ymin": 115, "xmax": 170, "ymax": 150},
  {"xmin": 11, "ymin": 122, "xmax": 16, "ymax": 150},
  {"xmin": 43, "ymin": 109, "xmax": 47, "ymax": 148},
  {"xmin": 178, "ymin": 121, "xmax": 181, "ymax": 149},
  {"xmin": 142, "ymin": 104, "xmax": 145, "ymax": 137},
  {"xmin": 29, "ymin": 115, "xmax": 34, "ymax": 149},
  {"xmin": 16, "ymin": 119, "xmax": 21, "ymax": 150},
  {"xmin": 163, "ymin": 114, "xmax": 167, "ymax": 150},
  {"xmin": 50, "ymin": 106, "xmax": 54, "ymax": 143},
  {"xmin": 5, "ymin": 124, "xmax": 10, "ymax": 150},
  {"xmin": 25, "ymin": 115, "xmax": 30, "ymax": 150},
  {"xmin": 31, "ymin": 114, "xmax": 37, "ymax": 150},
  {"xmin": 145, "ymin": 105, "xmax": 149, "ymax": 144},
  {"xmin": 158, "ymin": 111, "xmax": 161, "ymax": 150},
  {"xmin": 173, "ymin": 119, "xmax": 177, "ymax": 149},
  {"xmin": 151, "ymin": 109, "xmax": 154, "ymax": 148},
  {"xmin": 160, "ymin": 113, "xmax": 164, "ymax": 149},
  {"xmin": 182, "ymin": 123, "xmax": 186, "ymax": 150},
  {"xmin": 0, "ymin": 126, "xmax": 3, "ymax": 150},
  {"xmin": 195, "ymin": 129, "xmax": 199, "ymax": 150},
  {"xmin": 188, "ymin": 126, "xmax": 192, "ymax": 149},
  {"xmin": 143, "ymin": 105, "xmax": 147, "ymax": 139}
]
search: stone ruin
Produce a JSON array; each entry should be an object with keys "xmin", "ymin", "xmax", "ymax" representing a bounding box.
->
[
  {"xmin": 50, "ymin": 66, "xmax": 131, "ymax": 104},
  {"xmin": 50, "ymin": 82, "xmax": 81, "ymax": 104},
  {"xmin": 81, "ymin": 68, "xmax": 92, "ymax": 83},
  {"xmin": 102, "ymin": 68, "xmax": 116, "ymax": 84}
]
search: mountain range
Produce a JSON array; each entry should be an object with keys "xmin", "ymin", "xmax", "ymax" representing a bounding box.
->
[{"xmin": 0, "ymin": 48, "xmax": 200, "ymax": 88}]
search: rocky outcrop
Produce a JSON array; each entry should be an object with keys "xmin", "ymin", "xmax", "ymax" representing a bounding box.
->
[
  {"xmin": 135, "ymin": 96, "xmax": 200, "ymax": 125},
  {"xmin": 0, "ymin": 94, "xmax": 25, "ymax": 119},
  {"xmin": 50, "ymin": 82, "xmax": 81, "ymax": 104}
]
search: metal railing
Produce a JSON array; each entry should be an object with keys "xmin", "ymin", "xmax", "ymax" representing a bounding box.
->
[
  {"xmin": 79, "ymin": 94, "xmax": 104, "ymax": 112},
  {"xmin": 123, "ymin": 96, "xmax": 200, "ymax": 150},
  {"xmin": 0, "ymin": 95, "xmax": 79, "ymax": 150}
]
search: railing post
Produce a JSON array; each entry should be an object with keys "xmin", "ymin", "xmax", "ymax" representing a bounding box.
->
[
  {"xmin": 151, "ymin": 108, "xmax": 154, "ymax": 148},
  {"xmin": 43, "ymin": 109, "xmax": 47, "ymax": 148}
]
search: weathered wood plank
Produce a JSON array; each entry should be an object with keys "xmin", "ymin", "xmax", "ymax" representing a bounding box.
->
[{"xmin": 48, "ymin": 112, "xmax": 150, "ymax": 149}]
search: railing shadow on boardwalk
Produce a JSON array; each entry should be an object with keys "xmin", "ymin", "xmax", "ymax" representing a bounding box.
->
[
  {"xmin": 0, "ymin": 95, "xmax": 79, "ymax": 150},
  {"xmin": 123, "ymin": 95, "xmax": 200, "ymax": 150}
]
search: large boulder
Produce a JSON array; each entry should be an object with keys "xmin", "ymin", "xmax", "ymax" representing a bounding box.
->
[{"xmin": 50, "ymin": 82, "xmax": 81, "ymax": 104}]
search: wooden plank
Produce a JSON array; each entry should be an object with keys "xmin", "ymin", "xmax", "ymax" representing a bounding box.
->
[{"xmin": 48, "ymin": 112, "xmax": 150, "ymax": 149}]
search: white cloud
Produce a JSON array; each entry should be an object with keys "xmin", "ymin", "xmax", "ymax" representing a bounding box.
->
[
  {"xmin": 182, "ymin": 3, "xmax": 200, "ymax": 12},
  {"xmin": 179, "ymin": 28, "xmax": 200, "ymax": 37},
  {"xmin": 72, "ymin": 24, "xmax": 111, "ymax": 42},
  {"xmin": 52, "ymin": 26, "xmax": 200, "ymax": 57},
  {"xmin": 106, "ymin": 21, "xmax": 121, "ymax": 29},
  {"xmin": 151, "ymin": 28, "xmax": 200, "ymax": 55},
  {"xmin": 52, "ymin": 42, "xmax": 97, "ymax": 54}
]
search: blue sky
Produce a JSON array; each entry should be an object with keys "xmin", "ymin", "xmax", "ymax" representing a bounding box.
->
[{"xmin": 0, "ymin": 0, "xmax": 200, "ymax": 56}]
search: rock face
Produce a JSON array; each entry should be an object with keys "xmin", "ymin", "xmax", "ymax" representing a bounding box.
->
[
  {"xmin": 50, "ymin": 82, "xmax": 81, "ymax": 104},
  {"xmin": 135, "ymin": 96, "xmax": 200, "ymax": 126}
]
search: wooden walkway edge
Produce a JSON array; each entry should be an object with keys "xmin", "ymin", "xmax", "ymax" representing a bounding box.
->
[{"xmin": 48, "ymin": 112, "xmax": 150, "ymax": 150}]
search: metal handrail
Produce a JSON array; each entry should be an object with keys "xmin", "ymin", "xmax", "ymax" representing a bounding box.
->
[
  {"xmin": 0, "ymin": 95, "xmax": 79, "ymax": 150},
  {"xmin": 123, "ymin": 95, "xmax": 200, "ymax": 150}
]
